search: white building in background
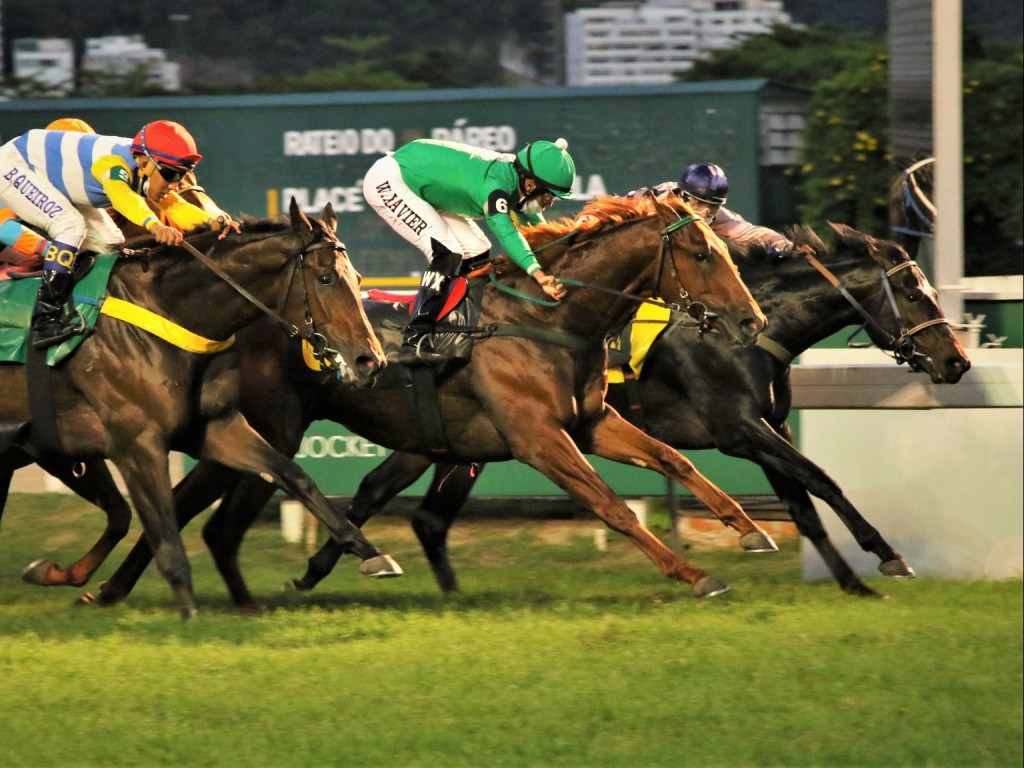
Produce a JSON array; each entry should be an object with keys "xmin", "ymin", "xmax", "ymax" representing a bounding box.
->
[
  {"xmin": 11, "ymin": 38, "xmax": 75, "ymax": 95},
  {"xmin": 81, "ymin": 35, "xmax": 181, "ymax": 92},
  {"xmin": 565, "ymin": 0, "xmax": 791, "ymax": 86}
]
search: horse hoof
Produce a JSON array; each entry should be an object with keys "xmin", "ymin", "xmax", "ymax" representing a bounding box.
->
[
  {"xmin": 75, "ymin": 592, "xmax": 97, "ymax": 606},
  {"xmin": 21, "ymin": 559, "xmax": 55, "ymax": 585},
  {"xmin": 359, "ymin": 554, "xmax": 404, "ymax": 578},
  {"xmin": 692, "ymin": 576, "xmax": 730, "ymax": 598},
  {"xmin": 879, "ymin": 558, "xmax": 916, "ymax": 578},
  {"xmin": 739, "ymin": 530, "xmax": 779, "ymax": 552},
  {"xmin": 179, "ymin": 606, "xmax": 199, "ymax": 621}
]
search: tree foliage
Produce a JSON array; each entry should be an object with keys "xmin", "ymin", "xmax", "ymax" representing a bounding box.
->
[{"xmin": 682, "ymin": 25, "xmax": 1023, "ymax": 275}]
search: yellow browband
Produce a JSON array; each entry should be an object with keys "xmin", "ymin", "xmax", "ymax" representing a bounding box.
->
[{"xmin": 100, "ymin": 296, "xmax": 235, "ymax": 354}]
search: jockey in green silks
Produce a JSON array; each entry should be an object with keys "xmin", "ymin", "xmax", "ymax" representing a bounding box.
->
[{"xmin": 362, "ymin": 137, "xmax": 577, "ymax": 365}]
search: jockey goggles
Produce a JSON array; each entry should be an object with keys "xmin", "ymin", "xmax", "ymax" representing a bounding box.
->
[{"xmin": 149, "ymin": 158, "xmax": 194, "ymax": 183}]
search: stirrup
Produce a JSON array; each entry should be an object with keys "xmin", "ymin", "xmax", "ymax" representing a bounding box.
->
[
  {"xmin": 31, "ymin": 311, "xmax": 88, "ymax": 350},
  {"xmin": 395, "ymin": 336, "xmax": 446, "ymax": 366}
]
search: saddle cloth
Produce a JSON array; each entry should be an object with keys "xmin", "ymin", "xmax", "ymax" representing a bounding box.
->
[{"xmin": 0, "ymin": 254, "xmax": 118, "ymax": 366}]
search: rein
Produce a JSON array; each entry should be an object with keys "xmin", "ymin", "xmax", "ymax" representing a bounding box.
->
[
  {"xmin": 179, "ymin": 236, "xmax": 339, "ymax": 361},
  {"xmin": 487, "ymin": 214, "xmax": 708, "ymax": 322},
  {"xmin": 801, "ymin": 247, "xmax": 948, "ymax": 368}
]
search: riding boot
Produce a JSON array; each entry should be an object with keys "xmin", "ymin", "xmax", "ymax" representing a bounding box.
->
[
  {"xmin": 396, "ymin": 241, "xmax": 464, "ymax": 365},
  {"xmin": 31, "ymin": 269, "xmax": 78, "ymax": 349}
]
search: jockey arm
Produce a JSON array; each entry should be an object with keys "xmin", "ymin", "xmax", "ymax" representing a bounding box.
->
[
  {"xmin": 95, "ymin": 156, "xmax": 239, "ymax": 241},
  {"xmin": 711, "ymin": 207, "xmax": 792, "ymax": 252},
  {"xmin": 484, "ymin": 190, "xmax": 565, "ymax": 301},
  {"xmin": 94, "ymin": 155, "xmax": 164, "ymax": 234}
]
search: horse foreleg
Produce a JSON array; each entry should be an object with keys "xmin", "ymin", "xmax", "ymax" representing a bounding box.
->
[
  {"xmin": 587, "ymin": 409, "xmax": 777, "ymax": 553},
  {"xmin": 291, "ymin": 451, "xmax": 435, "ymax": 592},
  {"xmin": 22, "ymin": 458, "xmax": 131, "ymax": 588},
  {"xmin": 198, "ymin": 413, "xmax": 402, "ymax": 578},
  {"xmin": 109, "ymin": 438, "xmax": 198, "ymax": 619},
  {"xmin": 745, "ymin": 420, "xmax": 908, "ymax": 592},
  {"xmin": 509, "ymin": 426, "xmax": 727, "ymax": 597},
  {"xmin": 411, "ymin": 462, "xmax": 482, "ymax": 593},
  {"xmin": 95, "ymin": 460, "xmax": 237, "ymax": 606}
]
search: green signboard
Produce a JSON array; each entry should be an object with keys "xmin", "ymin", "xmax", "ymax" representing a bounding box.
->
[
  {"xmin": 288, "ymin": 420, "xmax": 774, "ymax": 498},
  {"xmin": 0, "ymin": 81, "xmax": 800, "ymax": 279}
]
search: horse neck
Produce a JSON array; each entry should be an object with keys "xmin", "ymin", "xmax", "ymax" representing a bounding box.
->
[
  {"xmin": 517, "ymin": 220, "xmax": 663, "ymax": 340},
  {"xmin": 110, "ymin": 231, "xmax": 293, "ymax": 340},
  {"xmin": 748, "ymin": 248, "xmax": 886, "ymax": 356}
]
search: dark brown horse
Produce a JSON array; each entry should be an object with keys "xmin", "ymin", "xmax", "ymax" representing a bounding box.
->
[
  {"xmin": 0, "ymin": 200, "xmax": 400, "ymax": 618},
  {"xmin": 281, "ymin": 223, "xmax": 971, "ymax": 598},
  {"xmin": 91, "ymin": 193, "xmax": 774, "ymax": 608},
  {"xmin": 1, "ymin": 173, "xmax": 230, "ymax": 590}
]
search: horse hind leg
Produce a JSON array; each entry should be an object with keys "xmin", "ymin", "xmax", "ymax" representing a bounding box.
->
[
  {"xmin": 22, "ymin": 459, "xmax": 132, "ymax": 588},
  {"xmin": 410, "ymin": 462, "xmax": 481, "ymax": 593}
]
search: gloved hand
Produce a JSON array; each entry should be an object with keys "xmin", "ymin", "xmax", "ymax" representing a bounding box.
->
[{"xmin": 764, "ymin": 246, "xmax": 791, "ymax": 262}]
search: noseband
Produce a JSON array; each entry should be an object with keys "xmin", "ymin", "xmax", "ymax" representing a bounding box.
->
[{"xmin": 802, "ymin": 248, "xmax": 949, "ymax": 371}]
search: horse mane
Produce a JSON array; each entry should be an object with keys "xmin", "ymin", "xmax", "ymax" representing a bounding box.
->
[{"xmin": 520, "ymin": 194, "xmax": 662, "ymax": 249}]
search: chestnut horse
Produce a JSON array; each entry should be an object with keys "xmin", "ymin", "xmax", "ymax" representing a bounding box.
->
[
  {"xmin": 0, "ymin": 201, "xmax": 399, "ymax": 618},
  {"xmin": 91, "ymin": 193, "xmax": 773, "ymax": 608},
  {"xmin": 281, "ymin": 223, "xmax": 971, "ymax": 598}
]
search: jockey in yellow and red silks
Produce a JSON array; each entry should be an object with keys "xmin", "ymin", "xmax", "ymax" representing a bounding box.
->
[{"xmin": 0, "ymin": 119, "xmax": 240, "ymax": 348}]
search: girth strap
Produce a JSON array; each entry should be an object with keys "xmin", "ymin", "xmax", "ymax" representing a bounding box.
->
[{"xmin": 488, "ymin": 324, "xmax": 605, "ymax": 352}]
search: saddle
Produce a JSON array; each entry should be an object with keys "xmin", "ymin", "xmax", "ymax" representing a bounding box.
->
[
  {"xmin": 290, "ymin": 271, "xmax": 488, "ymax": 456},
  {"xmin": 291, "ymin": 273, "xmax": 487, "ymax": 389}
]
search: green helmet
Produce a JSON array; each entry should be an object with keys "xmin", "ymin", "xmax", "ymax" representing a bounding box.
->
[{"xmin": 515, "ymin": 138, "xmax": 576, "ymax": 198}]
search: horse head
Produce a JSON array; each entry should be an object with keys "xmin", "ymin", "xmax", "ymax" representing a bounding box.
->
[
  {"xmin": 654, "ymin": 195, "xmax": 765, "ymax": 347},
  {"xmin": 287, "ymin": 199, "xmax": 385, "ymax": 385},
  {"xmin": 825, "ymin": 222, "xmax": 970, "ymax": 384}
]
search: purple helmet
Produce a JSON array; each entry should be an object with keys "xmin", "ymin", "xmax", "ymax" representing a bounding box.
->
[{"xmin": 679, "ymin": 162, "xmax": 729, "ymax": 204}]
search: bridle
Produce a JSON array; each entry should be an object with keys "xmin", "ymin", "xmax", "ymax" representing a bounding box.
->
[
  {"xmin": 487, "ymin": 210, "xmax": 713, "ymax": 329},
  {"xmin": 891, "ymin": 157, "xmax": 935, "ymax": 241},
  {"xmin": 802, "ymin": 247, "xmax": 949, "ymax": 370},
  {"xmin": 179, "ymin": 231, "xmax": 347, "ymax": 363}
]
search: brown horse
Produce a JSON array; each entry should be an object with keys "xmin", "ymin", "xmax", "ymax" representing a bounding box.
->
[
  {"xmin": 286, "ymin": 223, "xmax": 972, "ymax": 597},
  {"xmin": 0, "ymin": 200, "xmax": 399, "ymax": 618},
  {"xmin": 92, "ymin": 193, "xmax": 773, "ymax": 609}
]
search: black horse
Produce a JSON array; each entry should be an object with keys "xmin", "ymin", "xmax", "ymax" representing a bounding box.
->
[
  {"xmin": 0, "ymin": 201, "xmax": 400, "ymax": 618},
  {"xmin": 283, "ymin": 222, "xmax": 971, "ymax": 598}
]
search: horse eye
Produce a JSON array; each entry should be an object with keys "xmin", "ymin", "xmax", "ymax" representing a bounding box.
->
[
  {"xmin": 318, "ymin": 273, "xmax": 334, "ymax": 286},
  {"xmin": 694, "ymin": 251, "xmax": 709, "ymax": 263},
  {"xmin": 907, "ymin": 289, "xmax": 923, "ymax": 302}
]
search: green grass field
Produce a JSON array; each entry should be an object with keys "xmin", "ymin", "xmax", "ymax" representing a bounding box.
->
[{"xmin": 0, "ymin": 493, "xmax": 1020, "ymax": 768}]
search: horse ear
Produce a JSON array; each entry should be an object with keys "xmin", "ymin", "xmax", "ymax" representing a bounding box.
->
[
  {"xmin": 321, "ymin": 203, "xmax": 337, "ymax": 235},
  {"xmin": 289, "ymin": 197, "xmax": 313, "ymax": 233}
]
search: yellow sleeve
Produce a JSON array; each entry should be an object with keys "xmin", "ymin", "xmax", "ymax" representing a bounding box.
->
[
  {"xmin": 154, "ymin": 192, "xmax": 220, "ymax": 232},
  {"xmin": 93, "ymin": 155, "xmax": 159, "ymax": 231}
]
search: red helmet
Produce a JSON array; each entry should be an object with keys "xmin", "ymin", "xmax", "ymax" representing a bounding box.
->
[{"xmin": 131, "ymin": 120, "xmax": 202, "ymax": 168}]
